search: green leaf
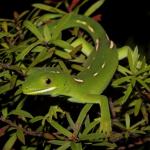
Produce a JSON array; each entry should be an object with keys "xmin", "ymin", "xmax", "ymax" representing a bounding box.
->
[
  {"xmin": 32, "ymin": 3, "xmax": 66, "ymax": 14},
  {"xmin": 136, "ymin": 78, "xmax": 150, "ymax": 91},
  {"xmin": 57, "ymin": 141, "xmax": 71, "ymax": 150},
  {"xmin": 128, "ymin": 48, "xmax": 135, "ymax": 73},
  {"xmin": 141, "ymin": 105, "xmax": 149, "ymax": 123},
  {"xmin": 84, "ymin": 115, "xmax": 90, "ymax": 128},
  {"xmin": 84, "ymin": 0, "xmax": 105, "ymax": 16},
  {"xmin": 47, "ymin": 106, "xmax": 65, "ymax": 122},
  {"xmin": 112, "ymin": 76, "xmax": 131, "ymax": 87},
  {"xmin": 44, "ymin": 145, "xmax": 51, "ymax": 150},
  {"xmin": 10, "ymin": 74, "xmax": 17, "ymax": 89},
  {"xmin": 16, "ymin": 10, "xmax": 29, "ymax": 20},
  {"xmin": 2, "ymin": 21, "xmax": 8, "ymax": 32},
  {"xmin": 0, "ymin": 70, "xmax": 11, "ymax": 79},
  {"xmin": 2, "ymin": 134, "xmax": 17, "ymax": 150},
  {"xmin": 50, "ymin": 120, "xmax": 72, "ymax": 138},
  {"xmin": 144, "ymin": 77, "xmax": 150, "ymax": 83},
  {"xmin": 0, "ymin": 32, "xmax": 13, "ymax": 39},
  {"xmin": 139, "ymin": 57, "xmax": 146, "ymax": 70},
  {"xmin": 93, "ymin": 142, "xmax": 117, "ymax": 149},
  {"xmin": 21, "ymin": 146, "xmax": 37, "ymax": 150},
  {"xmin": 50, "ymin": 140, "xmax": 67, "ymax": 145},
  {"xmin": 66, "ymin": 113, "xmax": 75, "ymax": 130},
  {"xmin": 2, "ymin": 108, "xmax": 8, "ymax": 119},
  {"xmin": 43, "ymin": 24, "xmax": 52, "ymax": 42},
  {"xmin": 57, "ymin": 60, "xmax": 71, "ymax": 74},
  {"xmin": 136, "ymin": 65, "xmax": 150, "ymax": 76},
  {"xmin": 9, "ymin": 109, "xmax": 33, "ymax": 118},
  {"xmin": 82, "ymin": 119, "xmax": 99, "ymax": 135},
  {"xmin": 117, "ymin": 65, "xmax": 132, "ymax": 75},
  {"xmin": 71, "ymin": 142, "xmax": 82, "ymax": 150},
  {"xmin": 31, "ymin": 45, "xmax": 47, "ymax": 52},
  {"xmin": 142, "ymin": 126, "xmax": 150, "ymax": 131},
  {"xmin": 51, "ymin": 13, "xmax": 73, "ymax": 39},
  {"xmin": 125, "ymin": 113, "xmax": 130, "ymax": 129},
  {"xmin": 71, "ymin": 64, "xmax": 85, "ymax": 72},
  {"xmin": 52, "ymin": 39, "xmax": 73, "ymax": 50},
  {"xmin": 129, "ymin": 98, "xmax": 142, "ymax": 116},
  {"xmin": 35, "ymin": 13, "xmax": 62, "ymax": 25},
  {"xmin": 16, "ymin": 40, "xmax": 41, "ymax": 61},
  {"xmin": 49, "ymin": 140, "xmax": 71, "ymax": 149},
  {"xmin": 113, "ymin": 120, "xmax": 126, "ymax": 130},
  {"xmin": 29, "ymin": 116, "xmax": 43, "ymax": 123},
  {"xmin": 130, "ymin": 119, "xmax": 145, "ymax": 130},
  {"xmin": 16, "ymin": 129, "xmax": 25, "ymax": 144},
  {"xmin": 75, "ymin": 104, "xmax": 93, "ymax": 135},
  {"xmin": 24, "ymin": 20, "xmax": 44, "ymax": 41},
  {"xmin": 79, "ymin": 133, "xmax": 103, "ymax": 141},
  {"xmin": 0, "ymin": 83, "xmax": 11, "ymax": 94},
  {"xmin": 132, "ymin": 46, "xmax": 140, "ymax": 68},
  {"xmin": 29, "ymin": 47, "xmax": 54, "ymax": 68},
  {"xmin": 55, "ymin": 50, "xmax": 72, "ymax": 60},
  {"xmin": 16, "ymin": 99, "xmax": 25, "ymax": 110},
  {"xmin": 116, "ymin": 83, "xmax": 133, "ymax": 105}
]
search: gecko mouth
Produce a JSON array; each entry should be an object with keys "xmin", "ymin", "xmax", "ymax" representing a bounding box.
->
[{"xmin": 24, "ymin": 87, "xmax": 57, "ymax": 95}]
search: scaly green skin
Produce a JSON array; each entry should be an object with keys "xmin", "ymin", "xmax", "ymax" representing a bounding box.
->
[{"xmin": 22, "ymin": 13, "xmax": 118, "ymax": 136}]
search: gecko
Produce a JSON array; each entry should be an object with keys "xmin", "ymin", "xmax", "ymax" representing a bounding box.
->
[{"xmin": 22, "ymin": 13, "xmax": 119, "ymax": 136}]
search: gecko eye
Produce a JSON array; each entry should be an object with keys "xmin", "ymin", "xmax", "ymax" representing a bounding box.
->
[{"xmin": 46, "ymin": 78, "xmax": 51, "ymax": 84}]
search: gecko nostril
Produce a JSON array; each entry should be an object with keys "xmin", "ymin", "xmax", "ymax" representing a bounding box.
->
[{"xmin": 46, "ymin": 78, "xmax": 51, "ymax": 84}]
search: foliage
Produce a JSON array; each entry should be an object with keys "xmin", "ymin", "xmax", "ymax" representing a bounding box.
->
[{"xmin": 0, "ymin": 0, "xmax": 150, "ymax": 149}]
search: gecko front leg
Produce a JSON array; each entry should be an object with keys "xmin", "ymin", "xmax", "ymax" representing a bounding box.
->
[
  {"xmin": 98, "ymin": 95, "xmax": 112, "ymax": 136},
  {"xmin": 69, "ymin": 94, "xmax": 112, "ymax": 136},
  {"xmin": 84, "ymin": 94, "xmax": 112, "ymax": 135}
]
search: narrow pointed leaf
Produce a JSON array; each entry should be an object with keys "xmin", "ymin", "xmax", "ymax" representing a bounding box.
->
[
  {"xmin": 24, "ymin": 20, "xmax": 44, "ymax": 41},
  {"xmin": 50, "ymin": 120, "xmax": 72, "ymax": 137},
  {"xmin": 29, "ymin": 116, "xmax": 43, "ymax": 123},
  {"xmin": 9, "ymin": 109, "xmax": 33, "ymax": 118},
  {"xmin": 43, "ymin": 24, "xmax": 52, "ymax": 42},
  {"xmin": 71, "ymin": 142, "xmax": 82, "ymax": 150},
  {"xmin": 82, "ymin": 119, "xmax": 99, "ymax": 135},
  {"xmin": 0, "ymin": 83, "xmax": 11, "ymax": 94},
  {"xmin": 128, "ymin": 49, "xmax": 135, "ymax": 73},
  {"xmin": 55, "ymin": 50, "xmax": 72, "ymax": 59},
  {"xmin": 52, "ymin": 39, "xmax": 73, "ymax": 50},
  {"xmin": 136, "ymin": 78, "xmax": 150, "ymax": 91},
  {"xmin": 84, "ymin": 0, "xmax": 105, "ymax": 16},
  {"xmin": 130, "ymin": 119, "xmax": 145, "ymax": 130},
  {"xmin": 16, "ymin": 129, "xmax": 25, "ymax": 144},
  {"xmin": 57, "ymin": 141, "xmax": 71, "ymax": 150},
  {"xmin": 66, "ymin": 113, "xmax": 76, "ymax": 130},
  {"xmin": 16, "ymin": 41, "xmax": 41, "ymax": 61},
  {"xmin": 51, "ymin": 13, "xmax": 73, "ymax": 39},
  {"xmin": 3, "ymin": 134, "xmax": 17, "ymax": 150},
  {"xmin": 75, "ymin": 104, "xmax": 93, "ymax": 134},
  {"xmin": 32, "ymin": 3, "xmax": 66, "ymax": 14},
  {"xmin": 2, "ymin": 108, "xmax": 8, "ymax": 119},
  {"xmin": 125, "ymin": 113, "xmax": 130, "ymax": 129},
  {"xmin": 29, "ymin": 47, "xmax": 54, "ymax": 68},
  {"xmin": 112, "ymin": 76, "xmax": 131, "ymax": 87},
  {"xmin": 116, "ymin": 83, "xmax": 133, "ymax": 105},
  {"xmin": 117, "ymin": 65, "xmax": 132, "ymax": 75},
  {"xmin": 80, "ymin": 133, "xmax": 103, "ymax": 141}
]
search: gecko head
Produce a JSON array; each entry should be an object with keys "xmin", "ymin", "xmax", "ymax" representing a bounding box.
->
[{"xmin": 22, "ymin": 68, "xmax": 68, "ymax": 95}]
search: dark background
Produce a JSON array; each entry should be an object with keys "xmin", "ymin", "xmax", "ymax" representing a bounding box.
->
[{"xmin": 0, "ymin": 0, "xmax": 150, "ymax": 51}]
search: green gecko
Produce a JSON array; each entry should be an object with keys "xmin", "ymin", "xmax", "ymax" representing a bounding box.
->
[{"xmin": 22, "ymin": 13, "xmax": 119, "ymax": 136}]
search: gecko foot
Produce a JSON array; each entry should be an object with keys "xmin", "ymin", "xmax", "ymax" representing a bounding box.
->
[{"xmin": 100, "ymin": 119, "xmax": 112, "ymax": 136}]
